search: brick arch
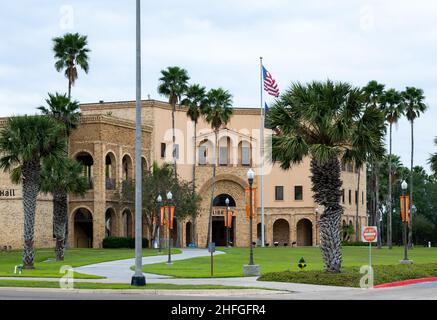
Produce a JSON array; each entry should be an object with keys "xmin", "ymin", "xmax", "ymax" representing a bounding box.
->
[
  {"xmin": 198, "ymin": 174, "xmax": 248, "ymax": 197},
  {"xmin": 273, "ymin": 218, "xmax": 290, "ymax": 245}
]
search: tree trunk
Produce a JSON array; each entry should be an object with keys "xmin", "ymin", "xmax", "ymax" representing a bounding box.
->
[
  {"xmin": 53, "ymin": 189, "xmax": 67, "ymax": 261},
  {"xmin": 408, "ymin": 120, "xmax": 414, "ymax": 248},
  {"xmin": 375, "ymin": 161, "xmax": 380, "ymax": 236},
  {"xmin": 388, "ymin": 123, "xmax": 393, "ymax": 249},
  {"xmin": 310, "ymin": 157, "xmax": 343, "ymax": 273},
  {"xmin": 22, "ymin": 161, "xmax": 41, "ymax": 269},
  {"xmin": 172, "ymin": 103, "xmax": 177, "ymax": 178},
  {"xmin": 355, "ymin": 169, "xmax": 360, "ymax": 241},
  {"xmin": 192, "ymin": 121, "xmax": 197, "ymax": 247},
  {"xmin": 68, "ymin": 78, "xmax": 72, "ymax": 99},
  {"xmin": 206, "ymin": 131, "xmax": 218, "ymax": 248}
]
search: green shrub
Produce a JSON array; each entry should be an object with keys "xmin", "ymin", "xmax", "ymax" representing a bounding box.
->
[
  {"xmin": 341, "ymin": 241, "xmax": 374, "ymax": 246},
  {"xmin": 102, "ymin": 237, "xmax": 149, "ymax": 249}
]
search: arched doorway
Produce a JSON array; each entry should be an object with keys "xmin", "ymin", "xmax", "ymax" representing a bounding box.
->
[
  {"xmin": 73, "ymin": 208, "xmax": 93, "ymax": 248},
  {"xmin": 105, "ymin": 153, "xmax": 116, "ymax": 190},
  {"xmin": 122, "ymin": 154, "xmax": 133, "ymax": 181},
  {"xmin": 297, "ymin": 218, "xmax": 313, "ymax": 246},
  {"xmin": 185, "ymin": 222, "xmax": 193, "ymax": 247},
  {"xmin": 212, "ymin": 194, "xmax": 236, "ymax": 246},
  {"xmin": 122, "ymin": 209, "xmax": 133, "ymax": 237},
  {"xmin": 105, "ymin": 208, "xmax": 117, "ymax": 238},
  {"xmin": 257, "ymin": 223, "xmax": 262, "ymax": 245},
  {"xmin": 273, "ymin": 219, "xmax": 290, "ymax": 246}
]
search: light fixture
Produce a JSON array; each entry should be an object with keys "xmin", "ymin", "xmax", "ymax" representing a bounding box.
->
[
  {"xmin": 401, "ymin": 180, "xmax": 408, "ymax": 191},
  {"xmin": 167, "ymin": 191, "xmax": 173, "ymax": 200},
  {"xmin": 247, "ymin": 168, "xmax": 255, "ymax": 184},
  {"xmin": 157, "ymin": 194, "xmax": 162, "ymax": 203},
  {"xmin": 225, "ymin": 198, "xmax": 230, "ymax": 206}
]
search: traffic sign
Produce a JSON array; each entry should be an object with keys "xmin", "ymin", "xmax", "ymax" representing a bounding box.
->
[{"xmin": 362, "ymin": 226, "xmax": 377, "ymax": 243}]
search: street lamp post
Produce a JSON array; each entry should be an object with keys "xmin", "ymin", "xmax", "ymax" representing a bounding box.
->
[
  {"xmin": 225, "ymin": 198, "xmax": 230, "ymax": 248},
  {"xmin": 248, "ymin": 169, "xmax": 255, "ymax": 266},
  {"xmin": 157, "ymin": 195, "xmax": 162, "ymax": 253},
  {"xmin": 242, "ymin": 169, "xmax": 260, "ymax": 276},
  {"xmin": 400, "ymin": 180, "xmax": 412, "ymax": 264},
  {"xmin": 167, "ymin": 191, "xmax": 173, "ymax": 264}
]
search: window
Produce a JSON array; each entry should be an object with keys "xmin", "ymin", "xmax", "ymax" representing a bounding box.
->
[
  {"xmin": 173, "ymin": 144, "xmax": 179, "ymax": 160},
  {"xmin": 275, "ymin": 186, "xmax": 284, "ymax": 201},
  {"xmin": 219, "ymin": 146, "xmax": 228, "ymax": 165},
  {"xmin": 342, "ymin": 189, "xmax": 345, "ymax": 203},
  {"xmin": 347, "ymin": 163, "xmax": 353, "ymax": 172},
  {"xmin": 294, "ymin": 186, "xmax": 303, "ymax": 201},
  {"xmin": 348, "ymin": 190, "xmax": 352, "ymax": 204},
  {"xmin": 355, "ymin": 190, "xmax": 358, "ymax": 204},
  {"xmin": 199, "ymin": 145, "xmax": 207, "ymax": 165},
  {"xmin": 241, "ymin": 145, "xmax": 250, "ymax": 166},
  {"xmin": 362, "ymin": 191, "xmax": 364, "ymax": 205},
  {"xmin": 160, "ymin": 143, "xmax": 166, "ymax": 158}
]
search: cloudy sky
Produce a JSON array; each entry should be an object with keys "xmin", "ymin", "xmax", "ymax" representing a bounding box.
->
[{"xmin": 0, "ymin": 0, "xmax": 436, "ymax": 172}]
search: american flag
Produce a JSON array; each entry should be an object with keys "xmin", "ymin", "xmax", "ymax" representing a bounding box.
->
[{"xmin": 262, "ymin": 66, "xmax": 280, "ymax": 97}]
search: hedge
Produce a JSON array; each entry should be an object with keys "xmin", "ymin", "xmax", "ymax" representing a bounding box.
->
[{"xmin": 102, "ymin": 237, "xmax": 149, "ymax": 249}]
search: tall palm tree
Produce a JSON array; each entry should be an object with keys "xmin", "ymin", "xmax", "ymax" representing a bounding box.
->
[
  {"xmin": 402, "ymin": 87, "xmax": 427, "ymax": 248},
  {"xmin": 380, "ymin": 89, "xmax": 404, "ymax": 248},
  {"xmin": 267, "ymin": 81, "xmax": 384, "ymax": 272},
  {"xmin": 362, "ymin": 80, "xmax": 385, "ymax": 245},
  {"xmin": 38, "ymin": 93, "xmax": 81, "ymax": 248},
  {"xmin": 158, "ymin": 66, "xmax": 190, "ymax": 178},
  {"xmin": 181, "ymin": 84, "xmax": 207, "ymax": 246},
  {"xmin": 429, "ymin": 137, "xmax": 437, "ymax": 177},
  {"xmin": 53, "ymin": 33, "xmax": 90, "ymax": 98},
  {"xmin": 202, "ymin": 88, "xmax": 233, "ymax": 247},
  {"xmin": 40, "ymin": 157, "xmax": 87, "ymax": 261},
  {"xmin": 0, "ymin": 116, "xmax": 66, "ymax": 268}
]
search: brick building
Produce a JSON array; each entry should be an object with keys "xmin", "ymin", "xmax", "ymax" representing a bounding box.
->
[{"xmin": 0, "ymin": 100, "xmax": 367, "ymax": 249}]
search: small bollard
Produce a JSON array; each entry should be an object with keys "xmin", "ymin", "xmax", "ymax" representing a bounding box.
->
[{"xmin": 429, "ymin": 241, "xmax": 432, "ymax": 248}]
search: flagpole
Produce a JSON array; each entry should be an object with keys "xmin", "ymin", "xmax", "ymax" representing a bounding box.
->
[{"xmin": 259, "ymin": 57, "xmax": 265, "ymax": 248}]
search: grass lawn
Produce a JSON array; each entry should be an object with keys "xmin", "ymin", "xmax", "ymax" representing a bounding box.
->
[
  {"xmin": 259, "ymin": 263, "xmax": 437, "ymax": 287},
  {"xmin": 0, "ymin": 280, "xmax": 251, "ymax": 290},
  {"xmin": 0, "ymin": 248, "xmax": 181, "ymax": 279},
  {"xmin": 142, "ymin": 246, "xmax": 437, "ymax": 278}
]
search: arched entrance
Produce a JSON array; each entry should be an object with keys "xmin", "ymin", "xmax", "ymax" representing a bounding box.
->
[
  {"xmin": 257, "ymin": 223, "xmax": 262, "ymax": 245},
  {"xmin": 185, "ymin": 222, "xmax": 192, "ymax": 247},
  {"xmin": 73, "ymin": 208, "xmax": 93, "ymax": 248},
  {"xmin": 105, "ymin": 208, "xmax": 117, "ymax": 238},
  {"xmin": 212, "ymin": 194, "xmax": 236, "ymax": 246},
  {"xmin": 273, "ymin": 219, "xmax": 290, "ymax": 246},
  {"xmin": 122, "ymin": 209, "xmax": 133, "ymax": 237},
  {"xmin": 297, "ymin": 218, "xmax": 313, "ymax": 246}
]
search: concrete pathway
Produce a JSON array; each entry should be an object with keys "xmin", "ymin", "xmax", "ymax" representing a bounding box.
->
[{"xmin": 74, "ymin": 248, "xmax": 224, "ymax": 283}]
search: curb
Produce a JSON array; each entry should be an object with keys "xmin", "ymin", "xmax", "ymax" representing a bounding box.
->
[{"xmin": 374, "ymin": 277, "xmax": 437, "ymax": 289}]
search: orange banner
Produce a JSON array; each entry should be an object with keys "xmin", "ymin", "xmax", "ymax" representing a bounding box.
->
[
  {"xmin": 400, "ymin": 195, "xmax": 410, "ymax": 222},
  {"xmin": 227, "ymin": 210, "xmax": 233, "ymax": 228},
  {"xmin": 169, "ymin": 206, "xmax": 175, "ymax": 230},
  {"xmin": 160, "ymin": 207, "xmax": 165, "ymax": 226},
  {"xmin": 245, "ymin": 187, "xmax": 257, "ymax": 218}
]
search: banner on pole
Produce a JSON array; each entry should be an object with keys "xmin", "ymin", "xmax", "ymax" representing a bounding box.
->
[
  {"xmin": 245, "ymin": 187, "xmax": 257, "ymax": 218},
  {"xmin": 400, "ymin": 195, "xmax": 410, "ymax": 222}
]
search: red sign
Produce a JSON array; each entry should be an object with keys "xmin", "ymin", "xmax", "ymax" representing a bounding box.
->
[{"xmin": 362, "ymin": 226, "xmax": 377, "ymax": 243}]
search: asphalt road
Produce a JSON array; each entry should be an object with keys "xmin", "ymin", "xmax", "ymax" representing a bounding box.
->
[{"xmin": 1, "ymin": 282, "xmax": 437, "ymax": 300}]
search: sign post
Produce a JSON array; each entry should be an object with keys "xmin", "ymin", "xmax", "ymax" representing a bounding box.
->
[
  {"xmin": 362, "ymin": 226, "xmax": 378, "ymax": 287},
  {"xmin": 208, "ymin": 242, "xmax": 215, "ymax": 277}
]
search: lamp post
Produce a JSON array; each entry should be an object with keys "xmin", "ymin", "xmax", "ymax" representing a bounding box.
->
[
  {"xmin": 157, "ymin": 195, "xmax": 162, "ymax": 253},
  {"xmin": 166, "ymin": 191, "xmax": 173, "ymax": 264},
  {"xmin": 225, "ymin": 198, "xmax": 230, "ymax": 248},
  {"xmin": 247, "ymin": 169, "xmax": 255, "ymax": 266},
  {"xmin": 400, "ymin": 180, "xmax": 411, "ymax": 264},
  {"xmin": 315, "ymin": 208, "xmax": 319, "ymax": 246},
  {"xmin": 131, "ymin": 0, "xmax": 145, "ymax": 287}
]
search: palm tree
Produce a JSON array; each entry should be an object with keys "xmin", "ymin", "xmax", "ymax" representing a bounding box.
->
[
  {"xmin": 181, "ymin": 84, "xmax": 207, "ymax": 246},
  {"xmin": 202, "ymin": 88, "xmax": 233, "ymax": 247},
  {"xmin": 38, "ymin": 93, "xmax": 81, "ymax": 249},
  {"xmin": 402, "ymin": 87, "xmax": 427, "ymax": 248},
  {"xmin": 267, "ymin": 81, "xmax": 384, "ymax": 272},
  {"xmin": 158, "ymin": 66, "xmax": 190, "ymax": 178},
  {"xmin": 0, "ymin": 116, "xmax": 66, "ymax": 268},
  {"xmin": 40, "ymin": 157, "xmax": 87, "ymax": 261},
  {"xmin": 53, "ymin": 33, "xmax": 90, "ymax": 98},
  {"xmin": 362, "ymin": 80, "xmax": 386, "ymax": 246},
  {"xmin": 380, "ymin": 89, "xmax": 404, "ymax": 248},
  {"xmin": 429, "ymin": 137, "xmax": 437, "ymax": 177}
]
